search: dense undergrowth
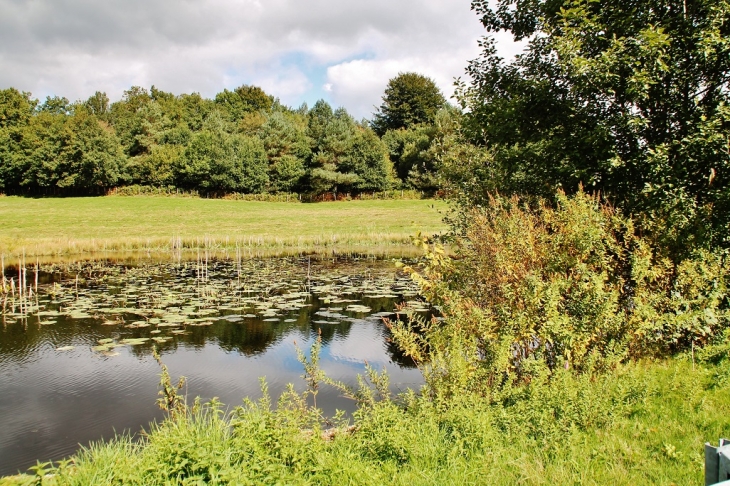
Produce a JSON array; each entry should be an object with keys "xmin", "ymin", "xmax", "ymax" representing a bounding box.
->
[
  {"xmin": 392, "ymin": 192, "xmax": 730, "ymax": 402},
  {"xmin": 3, "ymin": 191, "xmax": 730, "ymax": 485}
]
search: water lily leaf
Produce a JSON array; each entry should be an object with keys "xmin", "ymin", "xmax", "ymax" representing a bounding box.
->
[
  {"xmin": 121, "ymin": 338, "xmax": 150, "ymax": 345},
  {"xmin": 37, "ymin": 310, "xmax": 62, "ymax": 316},
  {"xmin": 346, "ymin": 305, "xmax": 372, "ymax": 313}
]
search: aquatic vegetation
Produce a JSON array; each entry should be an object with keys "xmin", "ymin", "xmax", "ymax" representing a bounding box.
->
[
  {"xmin": 0, "ymin": 255, "xmax": 428, "ymax": 475},
  {"xmin": 2, "ymin": 256, "xmax": 429, "ymax": 336}
]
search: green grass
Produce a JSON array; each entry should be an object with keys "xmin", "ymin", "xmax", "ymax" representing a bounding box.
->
[
  {"xmin": 0, "ymin": 196, "xmax": 448, "ymax": 258},
  {"xmin": 2, "ymin": 355, "xmax": 728, "ymax": 485}
]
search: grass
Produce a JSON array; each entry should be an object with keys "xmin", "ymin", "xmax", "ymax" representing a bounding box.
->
[
  {"xmin": 1, "ymin": 354, "xmax": 727, "ymax": 485},
  {"xmin": 0, "ymin": 196, "xmax": 448, "ymax": 258}
]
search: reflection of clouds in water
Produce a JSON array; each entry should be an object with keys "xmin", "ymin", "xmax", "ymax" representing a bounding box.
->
[
  {"xmin": 0, "ymin": 259, "xmax": 430, "ymax": 476},
  {"xmin": 327, "ymin": 324, "xmax": 387, "ymax": 365},
  {"xmin": 0, "ymin": 348, "xmax": 163, "ymax": 476}
]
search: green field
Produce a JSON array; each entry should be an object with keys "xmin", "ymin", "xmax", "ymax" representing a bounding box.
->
[{"xmin": 0, "ymin": 197, "xmax": 448, "ymax": 258}]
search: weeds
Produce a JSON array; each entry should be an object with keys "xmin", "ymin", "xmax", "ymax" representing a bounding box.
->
[
  {"xmin": 152, "ymin": 346, "xmax": 187, "ymax": 417},
  {"xmin": 390, "ymin": 191, "xmax": 730, "ymax": 402}
]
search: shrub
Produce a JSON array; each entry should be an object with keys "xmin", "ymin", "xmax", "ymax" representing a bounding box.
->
[{"xmin": 391, "ymin": 191, "xmax": 730, "ymax": 400}]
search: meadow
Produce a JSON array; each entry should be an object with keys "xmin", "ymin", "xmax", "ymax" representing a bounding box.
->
[{"xmin": 0, "ymin": 196, "xmax": 448, "ymax": 258}]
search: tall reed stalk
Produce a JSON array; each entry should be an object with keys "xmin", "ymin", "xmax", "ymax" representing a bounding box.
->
[{"xmin": 0, "ymin": 253, "xmax": 6, "ymax": 295}]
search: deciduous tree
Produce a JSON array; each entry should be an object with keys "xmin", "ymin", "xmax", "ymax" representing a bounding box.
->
[
  {"xmin": 372, "ymin": 72, "xmax": 446, "ymax": 136},
  {"xmin": 461, "ymin": 0, "xmax": 730, "ymax": 250}
]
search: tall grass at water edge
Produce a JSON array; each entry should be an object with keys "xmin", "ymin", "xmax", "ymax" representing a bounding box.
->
[{"xmin": 1, "ymin": 351, "xmax": 728, "ymax": 485}]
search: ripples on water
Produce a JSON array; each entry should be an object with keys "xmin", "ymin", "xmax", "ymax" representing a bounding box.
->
[{"xmin": 0, "ymin": 257, "xmax": 427, "ymax": 476}]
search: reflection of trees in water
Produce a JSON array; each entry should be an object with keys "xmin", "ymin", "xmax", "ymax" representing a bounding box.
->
[
  {"xmin": 385, "ymin": 337, "xmax": 418, "ymax": 369},
  {"xmin": 1, "ymin": 258, "xmax": 426, "ymax": 370},
  {"xmin": 0, "ymin": 315, "xmax": 107, "ymax": 363},
  {"xmin": 313, "ymin": 320, "xmax": 353, "ymax": 345},
  {"xmin": 215, "ymin": 320, "xmax": 298, "ymax": 356}
]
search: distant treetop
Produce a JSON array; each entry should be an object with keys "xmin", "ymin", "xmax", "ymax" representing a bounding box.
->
[{"xmin": 371, "ymin": 72, "xmax": 446, "ymax": 136}]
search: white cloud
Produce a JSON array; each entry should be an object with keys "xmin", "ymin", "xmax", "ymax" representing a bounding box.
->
[
  {"xmin": 326, "ymin": 51, "xmax": 478, "ymax": 119},
  {"xmin": 0, "ymin": 0, "xmax": 524, "ymax": 118},
  {"xmin": 328, "ymin": 324, "xmax": 389, "ymax": 364}
]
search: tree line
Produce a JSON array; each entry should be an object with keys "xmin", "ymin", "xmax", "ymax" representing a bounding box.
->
[{"xmin": 0, "ymin": 73, "xmax": 456, "ymax": 198}]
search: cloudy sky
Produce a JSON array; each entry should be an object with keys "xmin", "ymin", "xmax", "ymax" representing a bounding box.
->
[{"xmin": 0, "ymin": 0, "xmax": 520, "ymax": 119}]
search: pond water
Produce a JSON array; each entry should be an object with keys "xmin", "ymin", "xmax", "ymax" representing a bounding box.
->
[{"xmin": 0, "ymin": 256, "xmax": 426, "ymax": 476}]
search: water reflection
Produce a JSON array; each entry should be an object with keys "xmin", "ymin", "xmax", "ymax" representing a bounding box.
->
[{"xmin": 0, "ymin": 257, "xmax": 426, "ymax": 476}]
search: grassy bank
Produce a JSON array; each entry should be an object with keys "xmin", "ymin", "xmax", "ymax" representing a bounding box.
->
[
  {"xmin": 0, "ymin": 197, "xmax": 448, "ymax": 258},
  {"xmin": 1, "ymin": 353, "xmax": 727, "ymax": 485}
]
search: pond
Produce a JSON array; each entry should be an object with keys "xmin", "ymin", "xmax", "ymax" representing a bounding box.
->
[{"xmin": 0, "ymin": 256, "xmax": 427, "ymax": 476}]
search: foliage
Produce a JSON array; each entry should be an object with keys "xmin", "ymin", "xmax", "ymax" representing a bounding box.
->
[
  {"xmin": 37, "ymin": 96, "xmax": 71, "ymax": 115},
  {"xmin": 339, "ymin": 127, "xmax": 395, "ymax": 192},
  {"xmin": 372, "ymin": 73, "xmax": 446, "ymax": 136},
  {"xmin": 152, "ymin": 346, "xmax": 187, "ymax": 417},
  {"xmin": 0, "ymin": 105, "xmax": 125, "ymax": 194},
  {"xmin": 459, "ymin": 0, "xmax": 730, "ymax": 252},
  {"xmin": 0, "ymin": 86, "xmax": 411, "ymax": 197},
  {"xmin": 0, "ymin": 88, "xmax": 36, "ymax": 129},
  {"xmin": 127, "ymin": 144, "xmax": 182, "ymax": 187},
  {"xmin": 306, "ymin": 101, "xmax": 394, "ymax": 196},
  {"xmin": 382, "ymin": 106, "xmax": 466, "ymax": 192},
  {"xmin": 259, "ymin": 111, "xmax": 309, "ymax": 192},
  {"xmin": 0, "ymin": 89, "xmax": 37, "ymax": 191},
  {"xmin": 391, "ymin": 191, "xmax": 730, "ymax": 401},
  {"xmin": 214, "ymin": 84, "xmax": 275, "ymax": 122},
  {"xmin": 82, "ymin": 91, "xmax": 109, "ymax": 118},
  {"xmin": 174, "ymin": 114, "xmax": 269, "ymax": 193}
]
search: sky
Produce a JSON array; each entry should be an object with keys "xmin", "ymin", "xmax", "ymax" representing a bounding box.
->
[{"xmin": 0, "ymin": 0, "xmax": 522, "ymax": 119}]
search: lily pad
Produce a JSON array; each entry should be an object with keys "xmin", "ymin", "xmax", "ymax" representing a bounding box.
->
[{"xmin": 120, "ymin": 338, "xmax": 150, "ymax": 346}]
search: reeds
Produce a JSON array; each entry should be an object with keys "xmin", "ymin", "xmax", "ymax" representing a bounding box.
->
[
  {"xmin": 1, "ymin": 253, "xmax": 6, "ymax": 295},
  {"xmin": 1, "ymin": 251, "xmax": 40, "ymax": 321},
  {"xmin": 0, "ymin": 233, "xmax": 427, "ymax": 261}
]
